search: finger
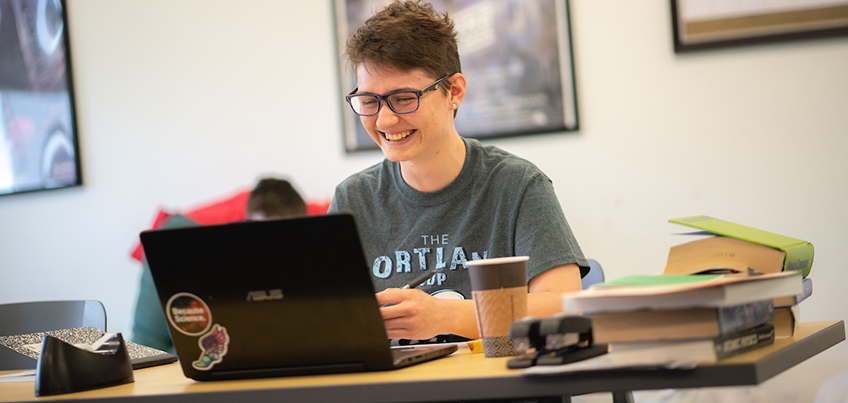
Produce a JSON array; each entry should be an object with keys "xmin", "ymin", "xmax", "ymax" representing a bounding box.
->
[
  {"xmin": 385, "ymin": 328, "xmax": 406, "ymax": 339},
  {"xmin": 384, "ymin": 316, "xmax": 428, "ymax": 340},
  {"xmin": 383, "ymin": 315, "xmax": 409, "ymax": 332},
  {"xmin": 375, "ymin": 288, "xmax": 403, "ymax": 306},
  {"xmin": 385, "ymin": 325, "xmax": 435, "ymax": 341},
  {"xmin": 379, "ymin": 304, "xmax": 404, "ymax": 320}
]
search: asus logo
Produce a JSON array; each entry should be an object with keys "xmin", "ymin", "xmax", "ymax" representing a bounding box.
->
[{"xmin": 246, "ymin": 289, "xmax": 284, "ymax": 301}]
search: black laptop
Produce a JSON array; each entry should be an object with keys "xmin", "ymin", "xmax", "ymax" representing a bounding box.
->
[{"xmin": 140, "ymin": 213, "xmax": 456, "ymax": 381}]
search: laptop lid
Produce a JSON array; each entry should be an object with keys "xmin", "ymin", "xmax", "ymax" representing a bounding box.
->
[{"xmin": 140, "ymin": 213, "xmax": 454, "ymax": 381}]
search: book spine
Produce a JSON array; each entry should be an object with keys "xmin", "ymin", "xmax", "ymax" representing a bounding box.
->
[
  {"xmin": 771, "ymin": 305, "xmax": 800, "ymax": 338},
  {"xmin": 713, "ymin": 323, "xmax": 775, "ymax": 359},
  {"xmin": 716, "ymin": 300, "xmax": 774, "ymax": 335},
  {"xmin": 783, "ymin": 242, "xmax": 815, "ymax": 278}
]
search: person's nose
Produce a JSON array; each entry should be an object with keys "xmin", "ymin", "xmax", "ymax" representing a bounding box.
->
[{"xmin": 375, "ymin": 100, "xmax": 399, "ymax": 129}]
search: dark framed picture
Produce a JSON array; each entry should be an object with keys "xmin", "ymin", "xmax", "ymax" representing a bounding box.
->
[
  {"xmin": 0, "ymin": 0, "xmax": 82, "ymax": 197},
  {"xmin": 671, "ymin": 0, "xmax": 848, "ymax": 53},
  {"xmin": 334, "ymin": 0, "xmax": 579, "ymax": 152}
]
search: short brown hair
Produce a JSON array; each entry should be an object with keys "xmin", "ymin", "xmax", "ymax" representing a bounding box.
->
[
  {"xmin": 345, "ymin": 0, "xmax": 461, "ymax": 90},
  {"xmin": 247, "ymin": 178, "xmax": 306, "ymax": 218}
]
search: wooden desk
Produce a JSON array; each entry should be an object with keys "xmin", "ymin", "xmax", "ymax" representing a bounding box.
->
[{"xmin": 1, "ymin": 321, "xmax": 843, "ymax": 403}]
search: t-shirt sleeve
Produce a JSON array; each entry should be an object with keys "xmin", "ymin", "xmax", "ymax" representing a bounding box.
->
[
  {"xmin": 327, "ymin": 192, "xmax": 340, "ymax": 214},
  {"xmin": 327, "ymin": 183, "xmax": 349, "ymax": 215},
  {"xmin": 514, "ymin": 175, "xmax": 589, "ymax": 280}
]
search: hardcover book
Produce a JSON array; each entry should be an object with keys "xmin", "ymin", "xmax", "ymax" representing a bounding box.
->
[
  {"xmin": 562, "ymin": 271, "xmax": 802, "ymax": 313},
  {"xmin": 667, "ymin": 215, "xmax": 814, "ymax": 278},
  {"xmin": 664, "ymin": 236, "xmax": 786, "ymax": 276},
  {"xmin": 591, "ymin": 300, "xmax": 774, "ymax": 343},
  {"xmin": 607, "ymin": 323, "xmax": 775, "ymax": 366}
]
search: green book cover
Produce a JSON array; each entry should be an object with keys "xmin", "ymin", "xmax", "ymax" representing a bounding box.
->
[
  {"xmin": 670, "ymin": 215, "xmax": 814, "ymax": 278},
  {"xmin": 601, "ymin": 274, "xmax": 722, "ymax": 287}
]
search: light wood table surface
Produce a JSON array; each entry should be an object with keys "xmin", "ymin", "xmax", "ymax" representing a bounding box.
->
[{"xmin": 1, "ymin": 321, "xmax": 843, "ymax": 403}]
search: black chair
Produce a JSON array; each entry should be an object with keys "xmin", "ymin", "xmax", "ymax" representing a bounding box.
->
[
  {"xmin": 0, "ymin": 300, "xmax": 107, "ymax": 371},
  {"xmin": 0, "ymin": 300, "xmax": 106, "ymax": 335}
]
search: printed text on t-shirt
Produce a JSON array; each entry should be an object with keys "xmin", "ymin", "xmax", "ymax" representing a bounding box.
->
[{"xmin": 371, "ymin": 234, "xmax": 488, "ymax": 279}]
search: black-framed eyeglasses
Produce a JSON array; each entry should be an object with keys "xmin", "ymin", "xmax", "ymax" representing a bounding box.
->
[{"xmin": 345, "ymin": 76, "xmax": 450, "ymax": 116}]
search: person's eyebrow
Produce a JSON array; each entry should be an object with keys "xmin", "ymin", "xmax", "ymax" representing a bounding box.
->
[{"xmin": 357, "ymin": 85, "xmax": 419, "ymax": 95}]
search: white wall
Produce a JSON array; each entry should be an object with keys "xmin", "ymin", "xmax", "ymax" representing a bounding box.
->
[{"xmin": 1, "ymin": 0, "xmax": 846, "ymax": 400}]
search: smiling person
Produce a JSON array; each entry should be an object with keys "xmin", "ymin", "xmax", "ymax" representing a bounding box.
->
[{"xmin": 327, "ymin": 0, "xmax": 588, "ymax": 342}]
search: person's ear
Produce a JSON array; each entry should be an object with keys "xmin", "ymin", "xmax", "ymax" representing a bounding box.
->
[{"xmin": 448, "ymin": 73, "xmax": 466, "ymax": 110}]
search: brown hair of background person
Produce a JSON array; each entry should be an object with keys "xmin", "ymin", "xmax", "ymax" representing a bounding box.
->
[{"xmin": 247, "ymin": 178, "xmax": 307, "ymax": 220}]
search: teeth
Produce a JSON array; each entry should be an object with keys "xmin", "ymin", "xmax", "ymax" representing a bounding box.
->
[{"xmin": 385, "ymin": 130, "xmax": 413, "ymax": 141}]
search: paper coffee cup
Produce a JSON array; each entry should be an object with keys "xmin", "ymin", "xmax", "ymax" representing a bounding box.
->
[{"xmin": 467, "ymin": 256, "xmax": 529, "ymax": 357}]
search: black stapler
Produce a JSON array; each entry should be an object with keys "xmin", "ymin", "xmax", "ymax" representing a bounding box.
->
[{"xmin": 507, "ymin": 314, "xmax": 608, "ymax": 369}]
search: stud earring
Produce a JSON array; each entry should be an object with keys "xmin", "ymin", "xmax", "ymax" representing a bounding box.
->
[{"xmin": 451, "ymin": 103, "xmax": 457, "ymax": 109}]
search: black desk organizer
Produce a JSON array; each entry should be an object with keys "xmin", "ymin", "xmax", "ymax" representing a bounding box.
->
[
  {"xmin": 35, "ymin": 333, "xmax": 134, "ymax": 396},
  {"xmin": 507, "ymin": 314, "xmax": 608, "ymax": 369}
]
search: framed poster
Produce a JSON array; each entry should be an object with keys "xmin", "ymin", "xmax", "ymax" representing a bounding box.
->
[
  {"xmin": 0, "ymin": 0, "xmax": 82, "ymax": 196},
  {"xmin": 334, "ymin": 0, "xmax": 579, "ymax": 152},
  {"xmin": 671, "ymin": 0, "xmax": 848, "ymax": 53}
]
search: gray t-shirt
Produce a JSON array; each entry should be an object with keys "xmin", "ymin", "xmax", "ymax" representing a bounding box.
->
[{"xmin": 328, "ymin": 137, "xmax": 587, "ymax": 300}]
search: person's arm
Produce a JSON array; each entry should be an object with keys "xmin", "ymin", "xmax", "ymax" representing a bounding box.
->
[
  {"xmin": 376, "ymin": 263, "xmax": 582, "ymax": 340},
  {"xmin": 527, "ymin": 263, "xmax": 582, "ymax": 317}
]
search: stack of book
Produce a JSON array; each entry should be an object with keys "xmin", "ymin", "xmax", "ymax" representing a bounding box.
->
[
  {"xmin": 664, "ymin": 215, "xmax": 814, "ymax": 338},
  {"xmin": 562, "ymin": 216, "xmax": 813, "ymax": 367}
]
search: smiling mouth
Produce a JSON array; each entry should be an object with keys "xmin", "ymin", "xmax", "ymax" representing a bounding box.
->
[{"xmin": 383, "ymin": 129, "xmax": 415, "ymax": 141}]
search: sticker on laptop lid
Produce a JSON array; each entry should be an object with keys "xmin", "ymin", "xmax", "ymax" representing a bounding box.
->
[
  {"xmin": 166, "ymin": 292, "xmax": 212, "ymax": 336},
  {"xmin": 192, "ymin": 324, "xmax": 230, "ymax": 371}
]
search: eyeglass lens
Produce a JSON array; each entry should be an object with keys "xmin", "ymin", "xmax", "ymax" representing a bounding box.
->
[{"xmin": 350, "ymin": 92, "xmax": 419, "ymax": 116}]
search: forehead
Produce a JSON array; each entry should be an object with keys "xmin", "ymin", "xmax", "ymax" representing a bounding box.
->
[{"xmin": 355, "ymin": 64, "xmax": 433, "ymax": 92}]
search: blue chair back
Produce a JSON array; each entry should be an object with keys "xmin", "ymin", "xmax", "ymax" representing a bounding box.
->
[{"xmin": 582, "ymin": 259, "xmax": 605, "ymax": 290}]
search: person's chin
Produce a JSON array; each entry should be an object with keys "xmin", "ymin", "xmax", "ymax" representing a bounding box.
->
[
  {"xmin": 380, "ymin": 146, "xmax": 411, "ymax": 162},
  {"xmin": 379, "ymin": 143, "xmax": 416, "ymax": 163}
]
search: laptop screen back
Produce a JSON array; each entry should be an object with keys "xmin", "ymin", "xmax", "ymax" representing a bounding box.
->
[{"xmin": 140, "ymin": 214, "xmax": 398, "ymax": 380}]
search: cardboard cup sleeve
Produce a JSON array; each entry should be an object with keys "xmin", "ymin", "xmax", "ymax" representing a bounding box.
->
[
  {"xmin": 468, "ymin": 256, "xmax": 529, "ymax": 358},
  {"xmin": 472, "ymin": 286, "xmax": 528, "ymax": 357}
]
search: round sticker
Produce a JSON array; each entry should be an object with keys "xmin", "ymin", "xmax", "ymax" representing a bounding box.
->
[{"xmin": 166, "ymin": 292, "xmax": 213, "ymax": 336}]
